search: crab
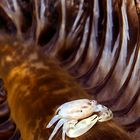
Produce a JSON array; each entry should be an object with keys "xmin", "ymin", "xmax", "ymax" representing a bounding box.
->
[{"xmin": 46, "ymin": 99, "xmax": 113, "ymax": 140}]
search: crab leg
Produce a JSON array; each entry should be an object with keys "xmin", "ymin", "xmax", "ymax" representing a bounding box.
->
[
  {"xmin": 62, "ymin": 127, "xmax": 66, "ymax": 140},
  {"xmin": 46, "ymin": 115, "xmax": 61, "ymax": 128},
  {"xmin": 48, "ymin": 119, "xmax": 66, "ymax": 140}
]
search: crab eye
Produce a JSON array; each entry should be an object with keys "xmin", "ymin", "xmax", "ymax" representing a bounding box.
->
[{"xmin": 92, "ymin": 100, "xmax": 97, "ymax": 104}]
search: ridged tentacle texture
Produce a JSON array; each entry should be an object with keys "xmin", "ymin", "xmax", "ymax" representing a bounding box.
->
[
  {"xmin": 0, "ymin": 79, "xmax": 20, "ymax": 140},
  {"xmin": 0, "ymin": 0, "xmax": 140, "ymax": 140}
]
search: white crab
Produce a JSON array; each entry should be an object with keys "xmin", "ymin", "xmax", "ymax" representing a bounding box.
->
[{"xmin": 46, "ymin": 99, "xmax": 113, "ymax": 140}]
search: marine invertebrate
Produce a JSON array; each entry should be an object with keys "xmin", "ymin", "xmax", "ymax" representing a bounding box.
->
[
  {"xmin": 0, "ymin": 0, "xmax": 140, "ymax": 140},
  {"xmin": 47, "ymin": 99, "xmax": 113, "ymax": 140}
]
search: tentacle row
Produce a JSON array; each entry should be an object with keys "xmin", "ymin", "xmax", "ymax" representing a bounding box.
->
[
  {"xmin": 0, "ymin": 79, "xmax": 21, "ymax": 140},
  {"xmin": 56, "ymin": 1, "xmax": 140, "ymax": 136},
  {"xmin": 0, "ymin": 0, "xmax": 140, "ymax": 140}
]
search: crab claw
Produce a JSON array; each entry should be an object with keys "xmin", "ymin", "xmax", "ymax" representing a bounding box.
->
[
  {"xmin": 95, "ymin": 104, "xmax": 107, "ymax": 112},
  {"xmin": 98, "ymin": 109, "xmax": 113, "ymax": 122},
  {"xmin": 66, "ymin": 114, "xmax": 98, "ymax": 138}
]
